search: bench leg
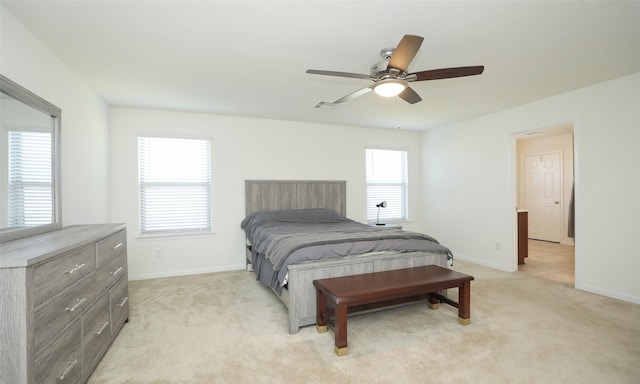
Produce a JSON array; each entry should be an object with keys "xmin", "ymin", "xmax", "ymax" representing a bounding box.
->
[
  {"xmin": 427, "ymin": 293, "xmax": 439, "ymax": 310},
  {"xmin": 457, "ymin": 281, "xmax": 471, "ymax": 325},
  {"xmin": 316, "ymin": 288, "xmax": 328, "ymax": 333},
  {"xmin": 334, "ymin": 303, "xmax": 348, "ymax": 356}
]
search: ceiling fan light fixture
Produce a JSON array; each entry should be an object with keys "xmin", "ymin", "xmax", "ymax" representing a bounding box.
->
[{"xmin": 373, "ymin": 79, "xmax": 407, "ymax": 97}]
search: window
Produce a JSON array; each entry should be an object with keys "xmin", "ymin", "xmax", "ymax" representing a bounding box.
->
[
  {"xmin": 138, "ymin": 137, "xmax": 212, "ymax": 235},
  {"xmin": 7, "ymin": 131, "xmax": 53, "ymax": 226},
  {"xmin": 365, "ymin": 148, "xmax": 408, "ymax": 224}
]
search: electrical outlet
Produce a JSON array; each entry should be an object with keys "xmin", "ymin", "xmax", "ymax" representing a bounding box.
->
[
  {"xmin": 154, "ymin": 248, "xmax": 162, "ymax": 258},
  {"xmin": 495, "ymin": 242, "xmax": 503, "ymax": 251}
]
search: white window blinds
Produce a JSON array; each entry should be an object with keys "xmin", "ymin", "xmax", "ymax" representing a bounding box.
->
[
  {"xmin": 138, "ymin": 137, "xmax": 212, "ymax": 235},
  {"xmin": 8, "ymin": 131, "xmax": 53, "ymax": 226},
  {"xmin": 365, "ymin": 148, "xmax": 408, "ymax": 223}
]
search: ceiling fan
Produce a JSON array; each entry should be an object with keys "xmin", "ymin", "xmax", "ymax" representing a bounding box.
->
[{"xmin": 306, "ymin": 34, "xmax": 484, "ymax": 107}]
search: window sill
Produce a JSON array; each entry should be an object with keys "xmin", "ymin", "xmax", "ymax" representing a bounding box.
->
[
  {"xmin": 136, "ymin": 231, "xmax": 216, "ymax": 240},
  {"xmin": 368, "ymin": 223, "xmax": 404, "ymax": 229}
]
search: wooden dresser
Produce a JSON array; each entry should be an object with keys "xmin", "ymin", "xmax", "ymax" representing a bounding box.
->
[{"xmin": 0, "ymin": 224, "xmax": 129, "ymax": 384}]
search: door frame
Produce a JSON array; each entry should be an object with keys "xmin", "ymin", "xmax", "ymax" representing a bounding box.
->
[{"xmin": 509, "ymin": 123, "xmax": 579, "ymax": 287}]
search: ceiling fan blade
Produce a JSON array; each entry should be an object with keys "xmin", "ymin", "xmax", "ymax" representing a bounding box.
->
[
  {"xmin": 306, "ymin": 69, "xmax": 372, "ymax": 80},
  {"xmin": 399, "ymin": 87, "xmax": 422, "ymax": 104},
  {"xmin": 410, "ymin": 66, "xmax": 485, "ymax": 82},
  {"xmin": 387, "ymin": 34, "xmax": 424, "ymax": 72},
  {"xmin": 332, "ymin": 86, "xmax": 372, "ymax": 104}
]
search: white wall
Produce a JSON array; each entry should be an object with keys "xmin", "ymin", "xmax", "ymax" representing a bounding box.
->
[
  {"xmin": 1, "ymin": 5, "xmax": 110, "ymax": 225},
  {"xmin": 423, "ymin": 72, "xmax": 640, "ymax": 304},
  {"xmin": 109, "ymin": 108, "xmax": 427, "ymax": 280}
]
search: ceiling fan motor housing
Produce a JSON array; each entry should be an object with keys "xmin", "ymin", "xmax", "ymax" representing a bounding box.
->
[
  {"xmin": 370, "ymin": 47, "xmax": 395, "ymax": 76},
  {"xmin": 370, "ymin": 60, "xmax": 390, "ymax": 76}
]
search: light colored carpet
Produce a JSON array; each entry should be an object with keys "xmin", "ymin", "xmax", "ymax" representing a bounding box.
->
[{"xmin": 88, "ymin": 260, "xmax": 640, "ymax": 384}]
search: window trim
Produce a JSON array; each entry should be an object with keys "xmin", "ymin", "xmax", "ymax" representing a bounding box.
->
[{"xmin": 137, "ymin": 136, "xmax": 214, "ymax": 237}]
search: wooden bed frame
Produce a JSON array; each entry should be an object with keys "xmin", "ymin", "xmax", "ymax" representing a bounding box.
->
[{"xmin": 244, "ymin": 180, "xmax": 450, "ymax": 334}]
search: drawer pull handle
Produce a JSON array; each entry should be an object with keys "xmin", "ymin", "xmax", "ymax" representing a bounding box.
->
[
  {"xmin": 65, "ymin": 263, "xmax": 86, "ymax": 275},
  {"xmin": 95, "ymin": 321, "xmax": 110, "ymax": 335},
  {"xmin": 118, "ymin": 296, "xmax": 129, "ymax": 307},
  {"xmin": 65, "ymin": 297, "xmax": 86, "ymax": 312},
  {"xmin": 111, "ymin": 242, "xmax": 124, "ymax": 250},
  {"xmin": 55, "ymin": 359, "xmax": 77, "ymax": 381},
  {"xmin": 111, "ymin": 266, "xmax": 123, "ymax": 276}
]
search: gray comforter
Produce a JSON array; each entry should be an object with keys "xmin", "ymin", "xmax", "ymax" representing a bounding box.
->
[{"xmin": 241, "ymin": 209, "xmax": 453, "ymax": 289}]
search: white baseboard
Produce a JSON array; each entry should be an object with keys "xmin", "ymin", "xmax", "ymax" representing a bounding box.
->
[
  {"xmin": 576, "ymin": 283, "xmax": 640, "ymax": 305},
  {"xmin": 453, "ymin": 253, "xmax": 512, "ymax": 272},
  {"xmin": 129, "ymin": 264, "xmax": 247, "ymax": 281}
]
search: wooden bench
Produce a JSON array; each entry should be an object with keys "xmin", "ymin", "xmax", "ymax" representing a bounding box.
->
[{"xmin": 313, "ymin": 265, "xmax": 474, "ymax": 356}]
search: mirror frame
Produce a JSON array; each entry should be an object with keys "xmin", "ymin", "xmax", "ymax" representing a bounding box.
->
[{"xmin": 0, "ymin": 74, "xmax": 62, "ymax": 242}]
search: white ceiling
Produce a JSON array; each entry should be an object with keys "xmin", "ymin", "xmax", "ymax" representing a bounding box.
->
[{"xmin": 4, "ymin": 0, "xmax": 640, "ymax": 131}]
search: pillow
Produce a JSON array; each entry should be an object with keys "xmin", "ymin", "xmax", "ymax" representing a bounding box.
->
[{"xmin": 241, "ymin": 208, "xmax": 349, "ymax": 232}]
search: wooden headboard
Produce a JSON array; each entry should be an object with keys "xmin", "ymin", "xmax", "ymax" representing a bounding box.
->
[{"xmin": 245, "ymin": 180, "xmax": 346, "ymax": 216}]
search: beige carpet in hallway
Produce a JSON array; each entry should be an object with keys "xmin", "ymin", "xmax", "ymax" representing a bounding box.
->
[{"xmin": 88, "ymin": 260, "xmax": 640, "ymax": 384}]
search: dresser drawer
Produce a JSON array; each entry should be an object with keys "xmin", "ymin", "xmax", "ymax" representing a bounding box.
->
[
  {"xmin": 97, "ymin": 252, "xmax": 128, "ymax": 292},
  {"xmin": 34, "ymin": 272, "xmax": 99, "ymax": 350},
  {"xmin": 110, "ymin": 275, "xmax": 129, "ymax": 335},
  {"xmin": 35, "ymin": 319, "xmax": 82, "ymax": 384},
  {"xmin": 33, "ymin": 244, "xmax": 96, "ymax": 307},
  {"xmin": 96, "ymin": 230, "xmax": 126, "ymax": 268},
  {"xmin": 82, "ymin": 294, "xmax": 111, "ymax": 379}
]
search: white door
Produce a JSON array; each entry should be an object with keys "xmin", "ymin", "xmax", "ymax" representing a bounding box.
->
[{"xmin": 524, "ymin": 153, "xmax": 562, "ymax": 242}]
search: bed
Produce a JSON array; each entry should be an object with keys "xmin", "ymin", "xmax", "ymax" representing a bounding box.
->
[{"xmin": 242, "ymin": 180, "xmax": 453, "ymax": 334}]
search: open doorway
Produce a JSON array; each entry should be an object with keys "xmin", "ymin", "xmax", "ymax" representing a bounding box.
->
[{"xmin": 515, "ymin": 124, "xmax": 575, "ymax": 287}]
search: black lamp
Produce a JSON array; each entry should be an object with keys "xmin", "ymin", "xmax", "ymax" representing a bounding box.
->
[{"xmin": 375, "ymin": 201, "xmax": 387, "ymax": 225}]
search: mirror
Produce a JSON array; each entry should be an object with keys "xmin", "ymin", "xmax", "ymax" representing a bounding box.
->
[{"xmin": 0, "ymin": 75, "xmax": 61, "ymax": 242}]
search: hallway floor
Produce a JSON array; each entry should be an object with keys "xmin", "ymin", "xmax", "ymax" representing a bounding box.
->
[{"xmin": 519, "ymin": 239, "xmax": 575, "ymax": 287}]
